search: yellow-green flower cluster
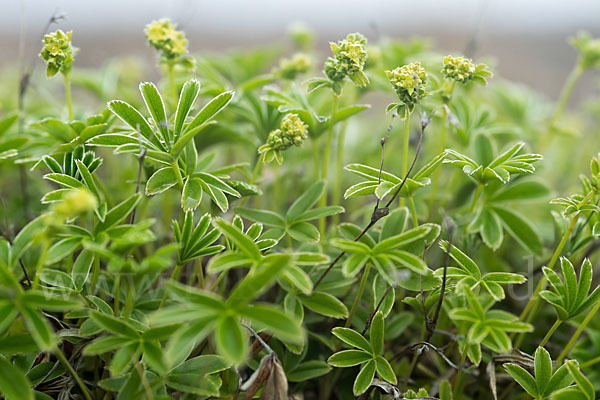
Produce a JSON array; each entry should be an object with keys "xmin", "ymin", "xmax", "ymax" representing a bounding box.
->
[
  {"xmin": 259, "ymin": 114, "xmax": 308, "ymax": 164},
  {"xmin": 442, "ymin": 55, "xmax": 476, "ymax": 84},
  {"xmin": 571, "ymin": 32, "xmax": 600, "ymax": 70},
  {"xmin": 324, "ymin": 33, "xmax": 369, "ymax": 87},
  {"xmin": 39, "ymin": 30, "xmax": 76, "ymax": 78},
  {"xmin": 145, "ymin": 19, "xmax": 188, "ymax": 61},
  {"xmin": 51, "ymin": 188, "xmax": 97, "ymax": 221},
  {"xmin": 385, "ymin": 62, "xmax": 427, "ymax": 113},
  {"xmin": 277, "ymin": 53, "xmax": 312, "ymax": 80}
]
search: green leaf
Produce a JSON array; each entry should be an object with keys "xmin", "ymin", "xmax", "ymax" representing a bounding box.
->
[
  {"xmin": 72, "ymin": 249, "xmax": 94, "ymax": 291},
  {"xmin": 327, "ymin": 350, "xmax": 371, "ymax": 367},
  {"xmin": 174, "ymin": 79, "xmax": 201, "ymax": 139},
  {"xmin": 288, "ymin": 221, "xmax": 320, "ymax": 242},
  {"xmin": 353, "ymin": 359, "xmax": 376, "ymax": 395},
  {"xmin": 294, "ymin": 206, "xmax": 344, "ymax": 222},
  {"xmin": 332, "ymin": 328, "xmax": 372, "ymax": 352},
  {"xmin": 140, "ymin": 82, "xmax": 169, "ymax": 142},
  {"xmin": 439, "ymin": 240, "xmax": 481, "ymax": 280},
  {"xmin": 370, "ymin": 311, "xmax": 384, "ymax": 355},
  {"xmin": 480, "ymin": 208, "xmax": 504, "ymax": 250},
  {"xmin": 491, "ymin": 205, "xmax": 542, "ymax": 255},
  {"xmin": 213, "ymin": 218, "xmax": 261, "ymax": 261},
  {"xmin": 75, "ymin": 160, "xmax": 100, "ymax": 200},
  {"xmin": 545, "ymin": 363, "xmax": 574, "ymax": 396},
  {"xmin": 286, "ymin": 181, "xmax": 325, "ymax": 221},
  {"xmin": 181, "ymin": 177, "xmax": 203, "ymax": 211},
  {"xmin": 240, "ymin": 304, "xmax": 303, "ymax": 344},
  {"xmin": 215, "ymin": 315, "xmax": 246, "ymax": 365},
  {"xmin": 374, "ymin": 356, "xmax": 396, "ymax": 384},
  {"xmin": 298, "ymin": 291, "xmax": 348, "ymax": 319},
  {"xmin": 372, "ymin": 226, "xmax": 430, "ymax": 253},
  {"xmin": 142, "ymin": 341, "xmax": 167, "ymax": 375},
  {"xmin": 287, "ymin": 360, "xmax": 331, "ymax": 382},
  {"xmin": 284, "ymin": 265, "xmax": 313, "ymax": 294},
  {"xmin": 87, "ymin": 133, "xmax": 139, "ymax": 147},
  {"xmin": 20, "ymin": 306, "xmax": 57, "ymax": 351},
  {"xmin": 84, "ymin": 336, "xmax": 134, "ymax": 355},
  {"xmin": 0, "ymin": 355, "xmax": 34, "ymax": 400},
  {"xmin": 43, "ymin": 173, "xmax": 84, "ymax": 189},
  {"xmin": 534, "ymin": 347, "xmax": 552, "ymax": 395},
  {"xmin": 91, "ymin": 311, "xmax": 140, "ymax": 339},
  {"xmin": 108, "ymin": 100, "xmax": 162, "ymax": 150},
  {"xmin": 225, "ymin": 253, "xmax": 291, "ymax": 309},
  {"xmin": 146, "ymin": 167, "xmax": 178, "ymax": 196},
  {"xmin": 565, "ymin": 361, "xmax": 595, "ymax": 400},
  {"xmin": 492, "ymin": 180, "xmax": 550, "ymax": 202},
  {"xmin": 234, "ymin": 208, "xmax": 286, "ymax": 228},
  {"xmin": 186, "ymin": 90, "xmax": 235, "ymax": 133},
  {"xmin": 504, "ymin": 363, "xmax": 538, "ymax": 398},
  {"xmin": 94, "ymin": 193, "xmax": 141, "ymax": 234}
]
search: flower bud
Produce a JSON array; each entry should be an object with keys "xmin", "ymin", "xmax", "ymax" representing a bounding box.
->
[
  {"xmin": 288, "ymin": 22, "xmax": 315, "ymax": 51},
  {"xmin": 385, "ymin": 62, "xmax": 427, "ymax": 113},
  {"xmin": 325, "ymin": 33, "xmax": 369, "ymax": 87},
  {"xmin": 441, "ymin": 55, "xmax": 491, "ymax": 85},
  {"xmin": 39, "ymin": 30, "xmax": 76, "ymax": 78},
  {"xmin": 145, "ymin": 19, "xmax": 189, "ymax": 62},
  {"xmin": 51, "ymin": 188, "xmax": 97, "ymax": 220},
  {"xmin": 571, "ymin": 32, "xmax": 600, "ymax": 70},
  {"xmin": 259, "ymin": 114, "xmax": 308, "ymax": 164},
  {"xmin": 277, "ymin": 53, "xmax": 312, "ymax": 80},
  {"xmin": 442, "ymin": 55, "xmax": 475, "ymax": 84}
]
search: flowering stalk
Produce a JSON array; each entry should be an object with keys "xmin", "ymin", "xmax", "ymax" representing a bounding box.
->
[{"xmin": 39, "ymin": 29, "xmax": 77, "ymax": 120}]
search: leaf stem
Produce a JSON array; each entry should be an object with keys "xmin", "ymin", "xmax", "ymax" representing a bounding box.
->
[
  {"xmin": 539, "ymin": 319, "xmax": 562, "ymax": 347},
  {"xmin": 90, "ymin": 255, "xmax": 100, "ymax": 294},
  {"xmin": 428, "ymin": 106, "xmax": 448, "ymax": 212},
  {"xmin": 332, "ymin": 125, "xmax": 347, "ymax": 226},
  {"xmin": 159, "ymin": 263, "xmax": 183, "ymax": 309},
  {"xmin": 172, "ymin": 159, "xmax": 184, "ymax": 187},
  {"xmin": 55, "ymin": 348, "xmax": 92, "ymax": 400},
  {"xmin": 556, "ymin": 299, "xmax": 600, "ymax": 366},
  {"xmin": 552, "ymin": 61, "xmax": 584, "ymax": 130},
  {"xmin": 318, "ymin": 94, "xmax": 339, "ymax": 237},
  {"xmin": 469, "ymin": 183, "xmax": 484, "ymax": 213},
  {"xmin": 64, "ymin": 72, "xmax": 73, "ymax": 121},
  {"xmin": 345, "ymin": 263, "xmax": 371, "ymax": 329},
  {"xmin": 452, "ymin": 344, "xmax": 469, "ymax": 398},
  {"xmin": 167, "ymin": 62, "xmax": 177, "ymax": 107},
  {"xmin": 407, "ymin": 195, "xmax": 419, "ymax": 228},
  {"xmin": 400, "ymin": 111, "xmax": 410, "ymax": 207}
]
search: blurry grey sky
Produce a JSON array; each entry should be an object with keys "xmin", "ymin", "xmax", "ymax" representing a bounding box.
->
[{"xmin": 4, "ymin": 0, "xmax": 600, "ymax": 97}]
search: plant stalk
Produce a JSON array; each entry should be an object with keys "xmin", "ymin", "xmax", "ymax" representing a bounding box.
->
[
  {"xmin": 159, "ymin": 263, "xmax": 183, "ymax": 309},
  {"xmin": 64, "ymin": 72, "xmax": 73, "ymax": 121},
  {"xmin": 400, "ymin": 111, "xmax": 410, "ymax": 206},
  {"xmin": 318, "ymin": 94, "xmax": 340, "ymax": 236},
  {"xmin": 55, "ymin": 348, "xmax": 92, "ymax": 400},
  {"xmin": 345, "ymin": 263, "xmax": 371, "ymax": 329},
  {"xmin": 539, "ymin": 319, "xmax": 562, "ymax": 347},
  {"xmin": 556, "ymin": 300, "xmax": 600, "ymax": 366}
]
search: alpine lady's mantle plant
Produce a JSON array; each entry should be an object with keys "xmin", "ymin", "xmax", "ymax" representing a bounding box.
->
[{"xmin": 0, "ymin": 18, "xmax": 599, "ymax": 400}]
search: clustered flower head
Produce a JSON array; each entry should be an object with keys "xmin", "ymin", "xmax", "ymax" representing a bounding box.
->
[
  {"xmin": 442, "ymin": 55, "xmax": 492, "ymax": 86},
  {"xmin": 50, "ymin": 188, "xmax": 97, "ymax": 222},
  {"xmin": 39, "ymin": 29, "xmax": 76, "ymax": 78},
  {"xmin": 324, "ymin": 32, "xmax": 369, "ymax": 87},
  {"xmin": 571, "ymin": 32, "xmax": 600, "ymax": 70},
  {"xmin": 442, "ymin": 55, "xmax": 476, "ymax": 83},
  {"xmin": 385, "ymin": 62, "xmax": 427, "ymax": 114},
  {"xmin": 145, "ymin": 19, "xmax": 189, "ymax": 62},
  {"xmin": 277, "ymin": 53, "xmax": 312, "ymax": 80},
  {"xmin": 259, "ymin": 114, "xmax": 308, "ymax": 165}
]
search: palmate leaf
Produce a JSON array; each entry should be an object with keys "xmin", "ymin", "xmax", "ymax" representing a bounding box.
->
[
  {"xmin": 541, "ymin": 258, "xmax": 600, "ymax": 320},
  {"xmin": 445, "ymin": 141, "xmax": 542, "ymax": 184}
]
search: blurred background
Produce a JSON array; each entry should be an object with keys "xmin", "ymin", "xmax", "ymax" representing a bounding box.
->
[{"xmin": 4, "ymin": 0, "xmax": 600, "ymax": 99}]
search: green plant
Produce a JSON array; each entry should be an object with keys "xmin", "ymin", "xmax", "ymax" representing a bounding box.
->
[{"xmin": 1, "ymin": 18, "xmax": 600, "ymax": 400}]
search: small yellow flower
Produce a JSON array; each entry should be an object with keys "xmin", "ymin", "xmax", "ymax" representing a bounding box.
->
[
  {"xmin": 385, "ymin": 62, "xmax": 428, "ymax": 113},
  {"xmin": 145, "ymin": 19, "xmax": 189, "ymax": 62},
  {"xmin": 39, "ymin": 29, "xmax": 76, "ymax": 77}
]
